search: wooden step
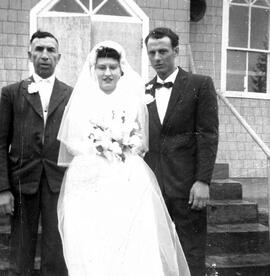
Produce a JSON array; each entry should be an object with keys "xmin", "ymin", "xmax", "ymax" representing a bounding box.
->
[
  {"xmin": 210, "ymin": 179, "xmax": 242, "ymax": 200},
  {"xmin": 206, "ymin": 253, "xmax": 270, "ymax": 276},
  {"xmin": 207, "ymin": 223, "xmax": 270, "ymax": 254},
  {"xmin": 0, "ymin": 256, "xmax": 40, "ymax": 275},
  {"xmin": 207, "ymin": 200, "xmax": 258, "ymax": 224},
  {"xmin": 212, "ymin": 163, "xmax": 229, "ymax": 179},
  {"xmin": 0, "ymin": 216, "xmax": 9, "ymax": 226}
]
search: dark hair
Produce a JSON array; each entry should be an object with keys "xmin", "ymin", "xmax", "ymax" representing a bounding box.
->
[
  {"xmin": 96, "ymin": 47, "xmax": 121, "ymax": 62},
  {"xmin": 144, "ymin": 27, "xmax": 179, "ymax": 48},
  {"xmin": 30, "ymin": 30, "xmax": 59, "ymax": 45}
]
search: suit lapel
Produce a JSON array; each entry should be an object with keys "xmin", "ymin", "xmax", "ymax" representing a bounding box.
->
[
  {"xmin": 47, "ymin": 79, "xmax": 67, "ymax": 119},
  {"xmin": 22, "ymin": 77, "xmax": 43, "ymax": 118},
  {"xmin": 162, "ymin": 68, "xmax": 188, "ymax": 126},
  {"xmin": 146, "ymin": 77, "xmax": 162, "ymax": 129}
]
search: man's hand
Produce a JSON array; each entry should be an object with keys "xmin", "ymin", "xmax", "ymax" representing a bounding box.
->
[
  {"xmin": 0, "ymin": 191, "xmax": 14, "ymax": 215},
  {"xmin": 189, "ymin": 181, "xmax": 209, "ymax": 210}
]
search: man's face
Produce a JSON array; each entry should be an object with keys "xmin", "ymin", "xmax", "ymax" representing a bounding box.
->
[
  {"xmin": 28, "ymin": 37, "xmax": 61, "ymax": 79},
  {"xmin": 146, "ymin": 36, "xmax": 178, "ymax": 80}
]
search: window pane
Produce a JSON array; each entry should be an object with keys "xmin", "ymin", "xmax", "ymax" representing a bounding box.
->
[
  {"xmin": 227, "ymin": 50, "xmax": 246, "ymax": 91},
  {"xmin": 253, "ymin": 0, "xmax": 269, "ymax": 7},
  {"xmin": 248, "ymin": 52, "xmax": 267, "ymax": 93},
  {"xmin": 80, "ymin": 0, "xmax": 89, "ymax": 9},
  {"xmin": 92, "ymin": 0, "xmax": 103, "ymax": 9},
  {"xmin": 96, "ymin": 0, "xmax": 131, "ymax": 16},
  {"xmin": 50, "ymin": 0, "xmax": 85, "ymax": 13},
  {"xmin": 251, "ymin": 8, "xmax": 269, "ymax": 50},
  {"xmin": 231, "ymin": 0, "xmax": 247, "ymax": 3},
  {"xmin": 229, "ymin": 5, "xmax": 249, "ymax": 48}
]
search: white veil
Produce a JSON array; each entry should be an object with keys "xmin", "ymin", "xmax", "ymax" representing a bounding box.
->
[{"xmin": 57, "ymin": 41, "xmax": 148, "ymax": 166}]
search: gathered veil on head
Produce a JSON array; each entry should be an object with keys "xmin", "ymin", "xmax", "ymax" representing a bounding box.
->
[{"xmin": 57, "ymin": 41, "xmax": 148, "ymax": 166}]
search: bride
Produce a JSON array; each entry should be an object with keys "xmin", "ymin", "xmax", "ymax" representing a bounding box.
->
[{"xmin": 57, "ymin": 40, "xmax": 190, "ymax": 276}]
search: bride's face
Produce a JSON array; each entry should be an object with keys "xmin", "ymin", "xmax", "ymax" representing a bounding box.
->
[{"xmin": 95, "ymin": 57, "xmax": 122, "ymax": 94}]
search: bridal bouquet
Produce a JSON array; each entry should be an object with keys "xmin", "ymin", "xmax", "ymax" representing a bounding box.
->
[{"xmin": 88, "ymin": 110, "xmax": 143, "ymax": 162}]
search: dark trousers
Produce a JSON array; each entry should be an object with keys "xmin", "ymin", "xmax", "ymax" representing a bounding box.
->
[
  {"xmin": 9, "ymin": 172, "xmax": 67, "ymax": 276},
  {"xmin": 164, "ymin": 195, "xmax": 207, "ymax": 276}
]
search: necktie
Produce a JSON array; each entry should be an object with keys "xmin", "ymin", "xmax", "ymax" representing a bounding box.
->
[{"xmin": 154, "ymin": 82, "xmax": 174, "ymax": 89}]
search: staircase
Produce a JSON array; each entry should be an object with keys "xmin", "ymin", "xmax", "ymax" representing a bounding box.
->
[{"xmin": 206, "ymin": 164, "xmax": 270, "ymax": 276}]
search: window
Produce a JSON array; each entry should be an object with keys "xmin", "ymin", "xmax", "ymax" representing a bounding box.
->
[
  {"xmin": 94, "ymin": 0, "xmax": 131, "ymax": 16},
  {"xmin": 48, "ymin": 0, "xmax": 132, "ymax": 17},
  {"xmin": 222, "ymin": 0, "xmax": 270, "ymax": 98},
  {"xmin": 50, "ymin": 0, "xmax": 87, "ymax": 13}
]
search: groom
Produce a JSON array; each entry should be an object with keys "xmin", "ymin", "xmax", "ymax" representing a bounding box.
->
[{"xmin": 144, "ymin": 27, "xmax": 219, "ymax": 276}]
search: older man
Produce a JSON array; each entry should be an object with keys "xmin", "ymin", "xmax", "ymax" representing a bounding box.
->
[{"xmin": 0, "ymin": 30, "xmax": 72, "ymax": 275}]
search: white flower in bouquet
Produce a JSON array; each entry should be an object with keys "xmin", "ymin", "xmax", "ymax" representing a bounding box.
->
[
  {"xmin": 93, "ymin": 127, "xmax": 105, "ymax": 141},
  {"xmin": 110, "ymin": 141, "xmax": 122, "ymax": 155},
  {"xmin": 128, "ymin": 135, "xmax": 142, "ymax": 148},
  {"xmin": 95, "ymin": 136, "xmax": 112, "ymax": 150},
  {"xmin": 110, "ymin": 124, "xmax": 124, "ymax": 141}
]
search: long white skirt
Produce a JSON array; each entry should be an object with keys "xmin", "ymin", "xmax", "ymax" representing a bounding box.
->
[{"xmin": 58, "ymin": 154, "xmax": 190, "ymax": 276}]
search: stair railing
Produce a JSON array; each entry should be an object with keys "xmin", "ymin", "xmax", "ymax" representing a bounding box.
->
[
  {"xmin": 188, "ymin": 44, "xmax": 270, "ymax": 238},
  {"xmin": 217, "ymin": 91, "xmax": 270, "ymax": 238}
]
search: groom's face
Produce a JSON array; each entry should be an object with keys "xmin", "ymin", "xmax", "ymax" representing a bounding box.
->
[{"xmin": 146, "ymin": 36, "xmax": 178, "ymax": 80}]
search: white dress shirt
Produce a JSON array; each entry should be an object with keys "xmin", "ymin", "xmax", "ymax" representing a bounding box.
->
[
  {"xmin": 155, "ymin": 68, "xmax": 179, "ymax": 124},
  {"xmin": 33, "ymin": 73, "xmax": 55, "ymax": 123}
]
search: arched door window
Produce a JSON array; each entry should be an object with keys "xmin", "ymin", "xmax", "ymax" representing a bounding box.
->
[{"xmin": 30, "ymin": 0, "xmax": 149, "ymax": 85}]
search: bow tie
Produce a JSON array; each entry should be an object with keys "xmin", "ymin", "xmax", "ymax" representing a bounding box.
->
[{"xmin": 154, "ymin": 82, "xmax": 174, "ymax": 89}]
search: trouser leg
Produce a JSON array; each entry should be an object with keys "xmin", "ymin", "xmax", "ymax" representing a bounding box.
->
[
  {"xmin": 39, "ymin": 175, "xmax": 67, "ymax": 276},
  {"xmin": 164, "ymin": 196, "xmax": 207, "ymax": 276},
  {"xmin": 9, "ymin": 191, "xmax": 40, "ymax": 276}
]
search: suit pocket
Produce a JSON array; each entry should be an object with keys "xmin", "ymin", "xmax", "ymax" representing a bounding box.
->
[
  {"xmin": 163, "ymin": 133, "xmax": 196, "ymax": 153},
  {"xmin": 8, "ymin": 156, "xmax": 20, "ymax": 171}
]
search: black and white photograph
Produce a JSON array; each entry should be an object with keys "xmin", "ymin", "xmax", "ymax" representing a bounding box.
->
[{"xmin": 0, "ymin": 0, "xmax": 269, "ymax": 275}]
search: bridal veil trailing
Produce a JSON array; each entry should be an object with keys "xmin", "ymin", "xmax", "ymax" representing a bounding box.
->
[{"xmin": 57, "ymin": 41, "xmax": 190, "ymax": 276}]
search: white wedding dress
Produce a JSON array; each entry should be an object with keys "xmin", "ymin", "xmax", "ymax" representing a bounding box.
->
[{"xmin": 57, "ymin": 41, "xmax": 190, "ymax": 276}]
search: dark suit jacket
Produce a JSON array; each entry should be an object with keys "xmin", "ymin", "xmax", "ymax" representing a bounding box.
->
[
  {"xmin": 144, "ymin": 67, "xmax": 219, "ymax": 199},
  {"xmin": 0, "ymin": 77, "xmax": 72, "ymax": 194}
]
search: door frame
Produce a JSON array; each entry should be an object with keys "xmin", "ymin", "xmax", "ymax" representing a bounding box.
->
[{"xmin": 30, "ymin": 0, "xmax": 149, "ymax": 81}]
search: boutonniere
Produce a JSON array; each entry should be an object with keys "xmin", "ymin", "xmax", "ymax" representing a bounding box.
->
[
  {"xmin": 144, "ymin": 93, "xmax": 155, "ymax": 105},
  {"xmin": 28, "ymin": 82, "xmax": 39, "ymax": 94},
  {"xmin": 145, "ymin": 84, "xmax": 153, "ymax": 90}
]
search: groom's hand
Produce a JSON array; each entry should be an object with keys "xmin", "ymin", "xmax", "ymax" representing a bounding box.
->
[
  {"xmin": 0, "ymin": 191, "xmax": 14, "ymax": 216},
  {"xmin": 189, "ymin": 181, "xmax": 209, "ymax": 210}
]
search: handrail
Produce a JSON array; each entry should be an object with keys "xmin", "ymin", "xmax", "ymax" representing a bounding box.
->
[
  {"xmin": 188, "ymin": 43, "xmax": 270, "ymax": 157},
  {"xmin": 217, "ymin": 90, "xmax": 270, "ymax": 239},
  {"xmin": 188, "ymin": 43, "xmax": 270, "ymax": 238},
  {"xmin": 217, "ymin": 90, "xmax": 270, "ymax": 158}
]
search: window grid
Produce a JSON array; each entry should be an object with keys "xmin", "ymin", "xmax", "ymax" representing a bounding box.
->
[{"xmin": 225, "ymin": 0, "xmax": 270, "ymax": 96}]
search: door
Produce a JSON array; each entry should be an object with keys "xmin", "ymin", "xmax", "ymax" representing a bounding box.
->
[
  {"xmin": 91, "ymin": 20, "xmax": 142, "ymax": 74},
  {"xmin": 37, "ymin": 15, "xmax": 91, "ymax": 86}
]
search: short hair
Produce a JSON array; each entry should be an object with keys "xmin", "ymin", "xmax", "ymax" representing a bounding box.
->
[
  {"xmin": 96, "ymin": 47, "xmax": 121, "ymax": 62},
  {"xmin": 30, "ymin": 30, "xmax": 59, "ymax": 45},
  {"xmin": 144, "ymin": 27, "xmax": 179, "ymax": 48}
]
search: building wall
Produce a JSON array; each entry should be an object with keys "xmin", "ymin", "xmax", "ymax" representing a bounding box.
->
[
  {"xmin": 0, "ymin": 0, "xmax": 190, "ymax": 90},
  {"xmin": 1, "ymin": 0, "xmax": 269, "ymax": 178},
  {"xmin": 135, "ymin": 0, "xmax": 190, "ymax": 78},
  {"xmin": 190, "ymin": 0, "xmax": 270, "ymax": 177},
  {"xmin": 0, "ymin": 0, "xmax": 40, "ymax": 90}
]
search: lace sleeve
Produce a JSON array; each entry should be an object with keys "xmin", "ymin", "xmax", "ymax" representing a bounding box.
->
[{"xmin": 134, "ymin": 99, "xmax": 149, "ymax": 157}]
